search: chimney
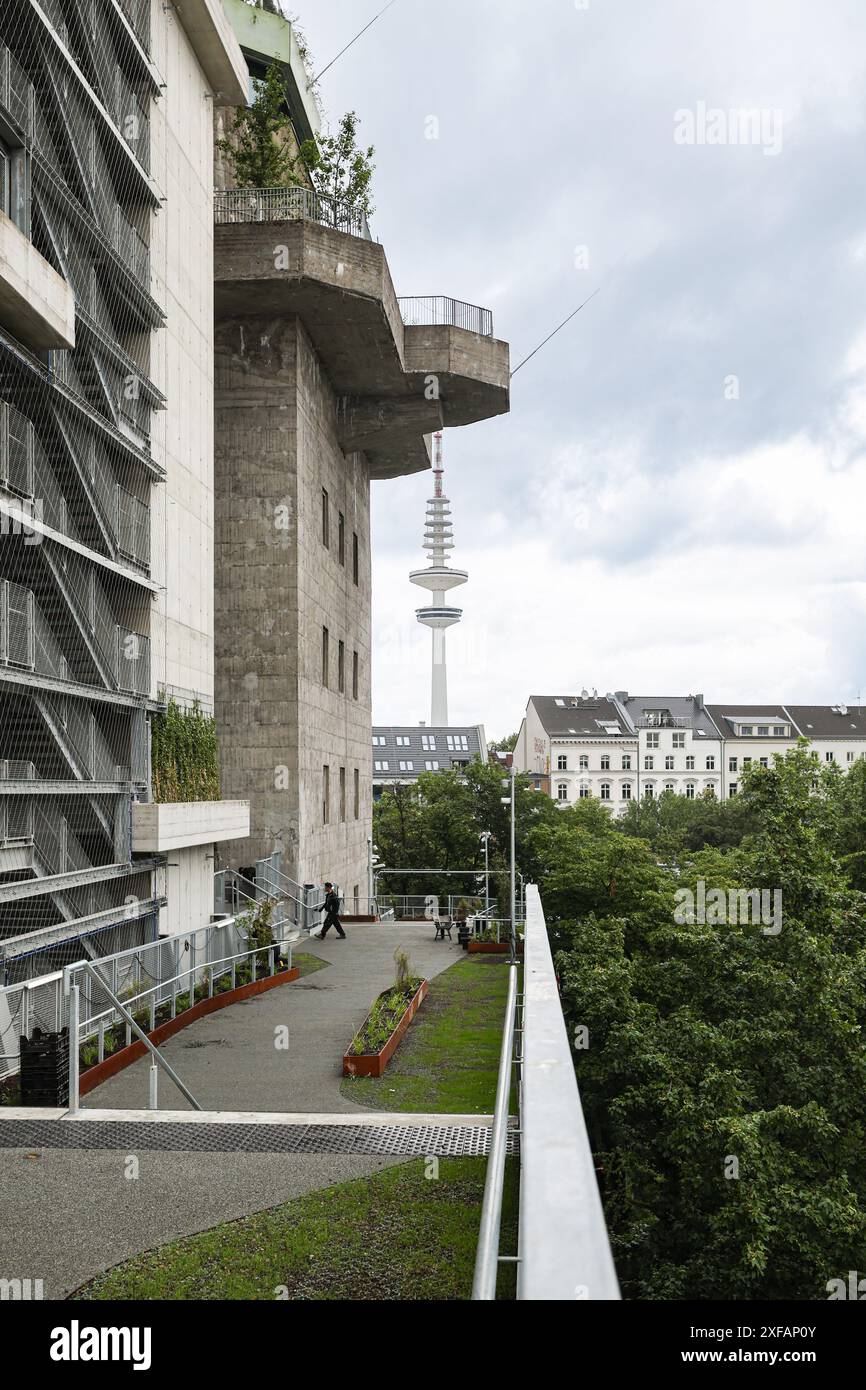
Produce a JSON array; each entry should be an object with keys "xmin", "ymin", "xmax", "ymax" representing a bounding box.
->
[{"xmin": 695, "ymin": 693, "xmax": 704, "ymax": 708}]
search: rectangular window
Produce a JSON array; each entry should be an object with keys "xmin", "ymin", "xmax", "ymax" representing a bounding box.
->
[
  {"xmin": 323, "ymin": 764, "xmax": 330, "ymax": 823},
  {"xmin": 374, "ymin": 760, "xmax": 389, "ymax": 772},
  {"xmin": 774, "ymin": 726, "xmax": 787, "ymax": 736},
  {"xmin": 644, "ymin": 755, "xmax": 654, "ymax": 771},
  {"xmin": 338, "ymin": 640, "xmax": 345, "ymax": 694},
  {"xmin": 665, "ymin": 755, "xmax": 674, "ymax": 770},
  {"xmin": 322, "ymin": 627, "xmax": 329, "ymax": 686},
  {"xmin": 825, "ymin": 751, "xmax": 835, "ymax": 762},
  {"xmin": 338, "ymin": 512, "xmax": 345, "ymax": 565},
  {"xmin": 757, "ymin": 726, "xmax": 769, "ymax": 736},
  {"xmin": 557, "ymin": 754, "xmax": 568, "ymax": 771},
  {"xmin": 646, "ymin": 733, "xmax": 659, "ymax": 749},
  {"xmin": 354, "ymin": 768, "xmax": 360, "ymax": 818},
  {"xmin": 339, "ymin": 766, "xmax": 346, "ymax": 821},
  {"xmin": 600, "ymin": 755, "xmax": 610, "ymax": 771},
  {"xmin": 685, "ymin": 755, "xmax": 695, "ymax": 770},
  {"xmin": 421, "ymin": 734, "xmax": 437, "ymax": 751},
  {"xmin": 557, "ymin": 783, "xmax": 568, "ymax": 802},
  {"xmin": 398, "ymin": 760, "xmax": 414, "ymax": 772},
  {"xmin": 396, "ymin": 735, "xmax": 410, "ymax": 747},
  {"xmin": 740, "ymin": 725, "xmax": 753, "ymax": 736},
  {"xmin": 446, "ymin": 734, "xmax": 470, "ymax": 752},
  {"xmin": 352, "ymin": 650, "xmax": 359, "ymax": 700},
  {"xmin": 729, "ymin": 756, "xmax": 738, "ymax": 772},
  {"xmin": 600, "ymin": 783, "xmax": 611, "ymax": 801},
  {"xmin": 673, "ymin": 733, "xmax": 686, "ymax": 748},
  {"xmin": 729, "ymin": 782, "xmax": 738, "ymax": 797},
  {"xmin": 373, "ymin": 735, "xmax": 386, "ymax": 747},
  {"xmin": 622, "ymin": 755, "xmax": 632, "ymax": 770},
  {"xmin": 706, "ymin": 756, "xmax": 715, "ymax": 770},
  {"xmin": 579, "ymin": 754, "xmax": 589, "ymax": 770},
  {"xmin": 322, "ymin": 489, "xmax": 329, "ymax": 548},
  {"xmin": 425, "ymin": 760, "xmax": 439, "ymax": 770},
  {"xmin": 621, "ymin": 783, "xmax": 632, "ymax": 800},
  {"xmin": 353, "ymin": 532, "xmax": 359, "ymax": 585}
]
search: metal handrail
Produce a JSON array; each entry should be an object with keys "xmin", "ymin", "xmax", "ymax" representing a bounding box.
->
[
  {"xmin": 517, "ymin": 885, "xmax": 620, "ymax": 1300},
  {"xmin": 398, "ymin": 295, "xmax": 494, "ymax": 338},
  {"xmin": 472, "ymin": 959, "xmax": 519, "ymax": 1299},
  {"xmin": 214, "ymin": 185, "xmax": 372, "ymax": 241}
]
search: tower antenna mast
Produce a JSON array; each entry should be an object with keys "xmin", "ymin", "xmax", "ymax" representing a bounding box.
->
[{"xmin": 410, "ymin": 432, "xmax": 467, "ymax": 726}]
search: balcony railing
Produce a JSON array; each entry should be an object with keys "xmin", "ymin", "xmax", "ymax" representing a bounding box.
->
[
  {"xmin": 214, "ymin": 185, "xmax": 372, "ymax": 241},
  {"xmin": 398, "ymin": 296, "xmax": 494, "ymax": 338},
  {"xmin": 633, "ymin": 715, "xmax": 692, "ymax": 729}
]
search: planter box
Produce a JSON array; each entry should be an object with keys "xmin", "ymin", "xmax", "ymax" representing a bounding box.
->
[
  {"xmin": 467, "ymin": 941, "xmax": 524, "ymax": 955},
  {"xmin": 79, "ymin": 965, "xmax": 299, "ymax": 1097},
  {"xmin": 343, "ymin": 979, "xmax": 428, "ymax": 1078}
]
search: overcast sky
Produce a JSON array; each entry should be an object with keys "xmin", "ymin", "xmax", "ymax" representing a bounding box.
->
[{"xmin": 297, "ymin": 0, "xmax": 866, "ymax": 740}]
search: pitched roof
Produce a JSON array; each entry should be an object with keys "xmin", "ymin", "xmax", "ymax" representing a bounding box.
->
[
  {"xmin": 705, "ymin": 705, "xmax": 794, "ymax": 738},
  {"xmin": 784, "ymin": 705, "xmax": 866, "ymax": 738},
  {"xmin": 621, "ymin": 694, "xmax": 721, "ymax": 741},
  {"xmin": 529, "ymin": 696, "xmax": 633, "ymax": 738}
]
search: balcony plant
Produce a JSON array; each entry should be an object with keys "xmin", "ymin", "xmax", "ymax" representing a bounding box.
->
[{"xmin": 151, "ymin": 696, "xmax": 220, "ymax": 803}]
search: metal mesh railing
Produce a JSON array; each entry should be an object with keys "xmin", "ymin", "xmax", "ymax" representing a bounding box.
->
[
  {"xmin": 398, "ymin": 296, "xmax": 494, "ymax": 337},
  {"xmin": 214, "ymin": 185, "xmax": 372, "ymax": 241},
  {"xmin": 0, "ymin": 907, "xmax": 296, "ymax": 1084}
]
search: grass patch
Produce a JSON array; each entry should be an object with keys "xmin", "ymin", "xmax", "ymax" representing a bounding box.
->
[
  {"xmin": 341, "ymin": 955, "xmax": 514, "ymax": 1113},
  {"xmin": 75, "ymin": 1157, "xmax": 518, "ymax": 1301},
  {"xmin": 293, "ymin": 951, "xmax": 330, "ymax": 979}
]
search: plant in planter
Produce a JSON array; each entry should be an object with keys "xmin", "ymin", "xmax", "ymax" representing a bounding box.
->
[{"xmin": 344, "ymin": 950, "xmax": 427, "ymax": 1076}]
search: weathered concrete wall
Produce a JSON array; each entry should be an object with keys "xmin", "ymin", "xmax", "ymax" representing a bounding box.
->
[{"xmin": 214, "ymin": 315, "xmax": 371, "ymax": 898}]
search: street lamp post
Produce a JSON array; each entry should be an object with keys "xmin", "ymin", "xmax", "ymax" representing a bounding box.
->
[
  {"xmin": 501, "ymin": 766, "xmax": 516, "ymax": 958},
  {"xmin": 480, "ymin": 831, "xmax": 491, "ymax": 914}
]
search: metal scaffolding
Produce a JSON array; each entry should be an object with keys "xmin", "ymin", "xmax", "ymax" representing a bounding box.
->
[{"xmin": 0, "ymin": 0, "xmax": 162, "ymax": 971}]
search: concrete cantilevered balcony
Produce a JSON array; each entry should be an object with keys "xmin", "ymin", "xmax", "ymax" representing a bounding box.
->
[{"xmin": 213, "ymin": 187, "xmax": 510, "ymax": 480}]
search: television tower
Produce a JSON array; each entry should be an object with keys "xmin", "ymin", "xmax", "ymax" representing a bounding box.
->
[{"xmin": 410, "ymin": 432, "xmax": 467, "ymax": 726}]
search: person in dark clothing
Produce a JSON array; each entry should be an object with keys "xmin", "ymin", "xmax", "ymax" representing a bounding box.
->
[{"xmin": 317, "ymin": 882, "xmax": 346, "ymax": 939}]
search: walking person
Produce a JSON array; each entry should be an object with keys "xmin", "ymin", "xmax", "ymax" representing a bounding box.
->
[{"xmin": 317, "ymin": 882, "xmax": 346, "ymax": 939}]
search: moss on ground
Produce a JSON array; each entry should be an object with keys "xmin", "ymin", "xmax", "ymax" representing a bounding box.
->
[{"xmin": 75, "ymin": 1157, "xmax": 518, "ymax": 1301}]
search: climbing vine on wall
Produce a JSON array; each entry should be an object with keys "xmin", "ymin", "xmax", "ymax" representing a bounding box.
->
[{"xmin": 151, "ymin": 698, "xmax": 220, "ymax": 803}]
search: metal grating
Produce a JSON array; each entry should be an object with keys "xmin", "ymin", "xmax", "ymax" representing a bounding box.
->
[{"xmin": 0, "ymin": 1119, "xmax": 519, "ymax": 1157}]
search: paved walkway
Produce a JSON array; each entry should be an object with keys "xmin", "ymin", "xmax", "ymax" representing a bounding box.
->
[
  {"xmin": 82, "ymin": 921, "xmax": 462, "ymax": 1113},
  {"xmin": 0, "ymin": 923, "xmax": 467, "ymax": 1297}
]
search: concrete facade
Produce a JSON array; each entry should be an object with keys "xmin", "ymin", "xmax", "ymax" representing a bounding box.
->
[{"xmin": 214, "ymin": 313, "xmax": 372, "ymax": 896}]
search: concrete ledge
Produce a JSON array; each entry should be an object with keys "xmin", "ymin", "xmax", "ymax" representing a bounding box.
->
[
  {"xmin": 131, "ymin": 799, "xmax": 250, "ymax": 852},
  {"xmin": 0, "ymin": 211, "xmax": 75, "ymax": 350},
  {"xmin": 215, "ymin": 219, "xmax": 510, "ymax": 480},
  {"xmin": 174, "ymin": 0, "xmax": 248, "ymax": 105}
]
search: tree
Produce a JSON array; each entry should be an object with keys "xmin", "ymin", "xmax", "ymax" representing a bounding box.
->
[
  {"xmin": 554, "ymin": 746, "xmax": 866, "ymax": 1299},
  {"xmin": 305, "ymin": 111, "xmax": 375, "ymax": 220},
  {"xmin": 217, "ymin": 63, "xmax": 308, "ymax": 190},
  {"xmin": 489, "ymin": 732, "xmax": 518, "ymax": 752}
]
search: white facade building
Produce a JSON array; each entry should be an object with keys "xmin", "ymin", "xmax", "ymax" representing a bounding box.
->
[
  {"xmin": 515, "ymin": 692, "xmax": 866, "ymax": 812},
  {"xmin": 515, "ymin": 695, "xmax": 637, "ymax": 816}
]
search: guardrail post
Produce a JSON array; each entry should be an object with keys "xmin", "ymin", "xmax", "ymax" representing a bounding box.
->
[{"xmin": 68, "ymin": 982, "xmax": 80, "ymax": 1114}]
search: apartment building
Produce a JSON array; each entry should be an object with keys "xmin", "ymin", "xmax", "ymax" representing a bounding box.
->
[
  {"xmin": 372, "ymin": 724, "xmax": 487, "ymax": 800},
  {"xmin": 211, "ymin": 7, "xmax": 510, "ymax": 900},
  {"xmin": 620, "ymin": 693, "xmax": 723, "ymax": 801},
  {"xmin": 0, "ymin": 0, "xmax": 250, "ymax": 978},
  {"xmin": 515, "ymin": 695, "xmax": 637, "ymax": 814},
  {"xmin": 516, "ymin": 690, "xmax": 866, "ymax": 810}
]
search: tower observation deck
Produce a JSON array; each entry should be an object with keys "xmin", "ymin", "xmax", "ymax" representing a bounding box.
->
[{"xmin": 410, "ymin": 432, "xmax": 467, "ymax": 726}]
